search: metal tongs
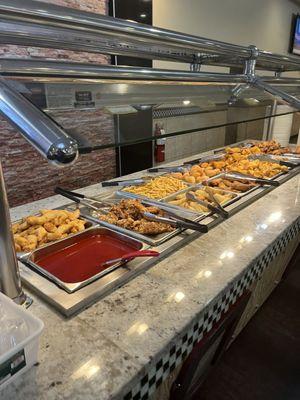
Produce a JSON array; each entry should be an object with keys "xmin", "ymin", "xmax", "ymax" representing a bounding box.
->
[
  {"xmin": 184, "ymin": 153, "xmax": 225, "ymax": 166},
  {"xmin": 248, "ymin": 154, "xmax": 297, "ymax": 168},
  {"xmin": 282, "ymin": 153, "xmax": 300, "ymax": 158},
  {"xmin": 54, "ymin": 187, "xmax": 113, "ymax": 211},
  {"xmin": 222, "ymin": 171, "xmax": 280, "ymax": 187},
  {"xmin": 213, "ymin": 142, "xmax": 253, "ymax": 154},
  {"xmin": 147, "ymin": 165, "xmax": 191, "ymax": 173},
  {"xmin": 102, "ymin": 177, "xmax": 152, "ymax": 187},
  {"xmin": 143, "ymin": 210, "xmax": 208, "ymax": 233},
  {"xmin": 186, "ymin": 191, "xmax": 229, "ymax": 219}
]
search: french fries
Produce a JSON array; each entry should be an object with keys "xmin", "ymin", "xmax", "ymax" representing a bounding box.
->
[
  {"xmin": 12, "ymin": 209, "xmax": 86, "ymax": 252},
  {"xmin": 124, "ymin": 176, "xmax": 187, "ymax": 199}
]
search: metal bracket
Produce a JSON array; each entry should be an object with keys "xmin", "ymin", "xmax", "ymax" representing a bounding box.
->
[
  {"xmin": 228, "ymin": 83, "xmax": 250, "ymax": 106},
  {"xmin": 241, "ymin": 45, "xmax": 300, "ymax": 110},
  {"xmin": 190, "ymin": 53, "xmax": 202, "ymax": 72},
  {"xmin": 244, "ymin": 45, "xmax": 259, "ymax": 83}
]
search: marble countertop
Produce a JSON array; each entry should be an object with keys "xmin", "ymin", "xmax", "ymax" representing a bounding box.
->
[{"xmin": 2, "ymin": 153, "xmax": 300, "ymax": 400}]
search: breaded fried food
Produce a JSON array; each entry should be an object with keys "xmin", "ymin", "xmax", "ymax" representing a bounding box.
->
[
  {"xmin": 168, "ymin": 187, "xmax": 234, "ymax": 212},
  {"xmin": 12, "ymin": 209, "xmax": 86, "ymax": 252},
  {"xmin": 97, "ymin": 199, "xmax": 174, "ymax": 235}
]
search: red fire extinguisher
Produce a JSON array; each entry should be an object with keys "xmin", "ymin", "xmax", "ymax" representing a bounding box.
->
[{"xmin": 154, "ymin": 123, "xmax": 166, "ymax": 163}]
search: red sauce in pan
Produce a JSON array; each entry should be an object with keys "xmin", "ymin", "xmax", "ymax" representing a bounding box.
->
[{"xmin": 34, "ymin": 233, "xmax": 141, "ymax": 283}]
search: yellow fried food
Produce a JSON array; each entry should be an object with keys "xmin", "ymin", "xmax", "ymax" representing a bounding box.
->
[
  {"xmin": 22, "ymin": 235, "xmax": 38, "ymax": 252},
  {"xmin": 124, "ymin": 176, "xmax": 187, "ymax": 199},
  {"xmin": 168, "ymin": 188, "xmax": 233, "ymax": 213},
  {"xmin": 12, "ymin": 209, "xmax": 86, "ymax": 252},
  {"xmin": 14, "ymin": 235, "xmax": 28, "ymax": 248}
]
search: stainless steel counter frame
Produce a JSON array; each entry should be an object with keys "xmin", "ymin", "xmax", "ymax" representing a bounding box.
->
[
  {"xmin": 3, "ymin": 155, "xmax": 300, "ymax": 400},
  {"xmin": 18, "ymin": 145, "xmax": 300, "ymax": 316}
]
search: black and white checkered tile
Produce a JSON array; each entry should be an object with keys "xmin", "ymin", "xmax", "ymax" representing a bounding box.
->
[{"xmin": 123, "ymin": 219, "xmax": 300, "ymax": 400}]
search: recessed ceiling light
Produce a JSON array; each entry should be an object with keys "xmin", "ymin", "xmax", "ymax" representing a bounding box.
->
[
  {"xmin": 183, "ymin": 100, "xmax": 190, "ymax": 105},
  {"xmin": 140, "ymin": 13, "xmax": 147, "ymax": 18}
]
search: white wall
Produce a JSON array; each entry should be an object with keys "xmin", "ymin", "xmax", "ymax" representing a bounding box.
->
[
  {"xmin": 153, "ymin": 0, "xmax": 300, "ymax": 161},
  {"xmin": 153, "ymin": 0, "xmax": 300, "ymax": 71}
]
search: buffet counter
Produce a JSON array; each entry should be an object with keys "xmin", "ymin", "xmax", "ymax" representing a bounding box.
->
[{"xmin": 2, "ymin": 150, "xmax": 300, "ymax": 400}]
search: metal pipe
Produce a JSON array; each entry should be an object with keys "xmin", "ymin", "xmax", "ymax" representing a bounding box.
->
[
  {"xmin": 0, "ymin": 0, "xmax": 250, "ymax": 59},
  {"xmin": 0, "ymin": 0, "xmax": 299, "ymax": 71},
  {"xmin": 0, "ymin": 59, "xmax": 247, "ymax": 82},
  {"xmin": 253, "ymin": 78, "xmax": 300, "ymax": 110},
  {"xmin": 0, "ymin": 80, "xmax": 79, "ymax": 303},
  {"xmin": 0, "ymin": 80, "xmax": 78, "ymax": 165},
  {"xmin": 0, "ymin": 19, "xmax": 193, "ymax": 63},
  {"xmin": 0, "ymin": 161, "xmax": 25, "ymax": 304},
  {"xmin": 2, "ymin": 58, "xmax": 300, "ymax": 86},
  {"xmin": 266, "ymin": 100, "xmax": 278, "ymax": 140}
]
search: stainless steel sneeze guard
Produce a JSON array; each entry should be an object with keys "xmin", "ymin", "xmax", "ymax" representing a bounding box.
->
[
  {"xmin": 0, "ymin": 0, "xmax": 300, "ymax": 71},
  {"xmin": 1, "ymin": 0, "xmax": 300, "ymax": 304},
  {"xmin": 0, "ymin": 1, "xmax": 299, "ymax": 109},
  {"xmin": 0, "ymin": 80, "xmax": 79, "ymax": 164}
]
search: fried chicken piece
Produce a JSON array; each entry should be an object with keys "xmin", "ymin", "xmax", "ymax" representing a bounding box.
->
[
  {"xmin": 44, "ymin": 222, "xmax": 57, "ymax": 233},
  {"xmin": 22, "ymin": 234, "xmax": 38, "ymax": 252},
  {"xmin": 133, "ymin": 220, "xmax": 173, "ymax": 235},
  {"xmin": 36, "ymin": 226, "xmax": 48, "ymax": 243},
  {"xmin": 98, "ymin": 213, "xmax": 119, "ymax": 225},
  {"xmin": 14, "ymin": 235, "xmax": 28, "ymax": 250},
  {"xmin": 97, "ymin": 199, "xmax": 173, "ymax": 235},
  {"xmin": 12, "ymin": 223, "xmax": 20, "ymax": 234}
]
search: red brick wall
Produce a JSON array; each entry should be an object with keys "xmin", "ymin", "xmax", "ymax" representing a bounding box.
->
[{"xmin": 0, "ymin": 0, "xmax": 117, "ymax": 207}]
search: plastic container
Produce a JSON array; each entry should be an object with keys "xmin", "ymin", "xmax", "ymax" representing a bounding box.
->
[{"xmin": 0, "ymin": 292, "xmax": 44, "ymax": 391}]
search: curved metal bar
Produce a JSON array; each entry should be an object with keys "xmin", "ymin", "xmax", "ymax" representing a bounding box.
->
[{"xmin": 0, "ymin": 80, "xmax": 79, "ymax": 164}]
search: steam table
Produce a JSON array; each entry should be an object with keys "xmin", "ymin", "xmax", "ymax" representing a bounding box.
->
[{"xmin": 2, "ymin": 154, "xmax": 300, "ymax": 400}]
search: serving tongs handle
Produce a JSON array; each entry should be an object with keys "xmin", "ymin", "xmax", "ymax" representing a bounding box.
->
[
  {"xmin": 55, "ymin": 187, "xmax": 81, "ymax": 203},
  {"xmin": 276, "ymin": 159, "xmax": 296, "ymax": 168},
  {"xmin": 55, "ymin": 186, "xmax": 84, "ymax": 199},
  {"xmin": 249, "ymin": 154, "xmax": 296, "ymax": 168},
  {"xmin": 283, "ymin": 153, "xmax": 300, "ymax": 158},
  {"xmin": 205, "ymin": 187, "xmax": 230, "ymax": 219},
  {"xmin": 143, "ymin": 212, "xmax": 207, "ymax": 232},
  {"xmin": 184, "ymin": 153, "xmax": 225, "ymax": 165},
  {"xmin": 224, "ymin": 172, "xmax": 280, "ymax": 187},
  {"xmin": 54, "ymin": 187, "xmax": 99, "ymax": 211},
  {"xmin": 147, "ymin": 165, "xmax": 190, "ymax": 173},
  {"xmin": 186, "ymin": 192, "xmax": 229, "ymax": 219},
  {"xmin": 162, "ymin": 209, "xmax": 208, "ymax": 233},
  {"xmin": 102, "ymin": 179, "xmax": 145, "ymax": 187},
  {"xmin": 101, "ymin": 250, "xmax": 160, "ymax": 267},
  {"xmin": 250, "ymin": 178, "xmax": 279, "ymax": 187}
]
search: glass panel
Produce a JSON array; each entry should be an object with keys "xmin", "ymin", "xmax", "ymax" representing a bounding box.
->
[{"xmin": 5, "ymin": 77, "xmax": 299, "ymax": 150}]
